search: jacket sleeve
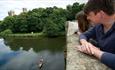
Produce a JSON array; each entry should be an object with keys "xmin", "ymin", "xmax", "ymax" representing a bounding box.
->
[
  {"xmin": 79, "ymin": 27, "xmax": 96, "ymax": 40},
  {"xmin": 101, "ymin": 52, "xmax": 115, "ymax": 70}
]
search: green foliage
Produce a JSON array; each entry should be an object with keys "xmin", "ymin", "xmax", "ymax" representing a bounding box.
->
[
  {"xmin": 66, "ymin": 2, "xmax": 85, "ymax": 20},
  {"xmin": 0, "ymin": 2, "xmax": 84, "ymax": 37},
  {"xmin": 10, "ymin": 13, "xmax": 28, "ymax": 33},
  {"xmin": 0, "ymin": 29, "xmax": 12, "ymax": 35},
  {"xmin": 43, "ymin": 19, "xmax": 60, "ymax": 37},
  {"xmin": 0, "ymin": 16, "xmax": 16, "ymax": 32},
  {"xmin": 27, "ymin": 8, "xmax": 45, "ymax": 32},
  {"xmin": 42, "ymin": 7, "xmax": 67, "ymax": 37},
  {"xmin": 0, "ymin": 21, "xmax": 2, "ymax": 24}
]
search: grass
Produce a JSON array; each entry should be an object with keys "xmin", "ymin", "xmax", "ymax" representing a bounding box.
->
[
  {"xmin": 0, "ymin": 32, "xmax": 65, "ymax": 38},
  {"xmin": 0, "ymin": 32, "xmax": 45, "ymax": 37}
]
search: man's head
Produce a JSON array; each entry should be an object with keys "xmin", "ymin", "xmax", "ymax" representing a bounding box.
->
[{"xmin": 83, "ymin": 0, "xmax": 115, "ymax": 24}]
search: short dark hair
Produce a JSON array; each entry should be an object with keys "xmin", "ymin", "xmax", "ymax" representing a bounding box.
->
[{"xmin": 84, "ymin": 0, "xmax": 115, "ymax": 15}]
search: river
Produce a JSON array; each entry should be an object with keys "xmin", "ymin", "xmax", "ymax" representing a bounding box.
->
[{"xmin": 0, "ymin": 36, "xmax": 65, "ymax": 70}]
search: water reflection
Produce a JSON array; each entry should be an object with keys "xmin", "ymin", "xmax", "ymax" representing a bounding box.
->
[
  {"xmin": 4, "ymin": 36, "xmax": 65, "ymax": 52},
  {"xmin": 0, "ymin": 38, "xmax": 65, "ymax": 70}
]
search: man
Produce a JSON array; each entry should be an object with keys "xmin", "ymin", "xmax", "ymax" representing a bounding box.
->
[{"xmin": 78, "ymin": 0, "xmax": 115, "ymax": 69}]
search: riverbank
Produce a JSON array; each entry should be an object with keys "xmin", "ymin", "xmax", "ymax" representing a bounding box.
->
[
  {"xmin": 0, "ymin": 32, "xmax": 65, "ymax": 37},
  {"xmin": 3, "ymin": 33, "xmax": 43, "ymax": 37}
]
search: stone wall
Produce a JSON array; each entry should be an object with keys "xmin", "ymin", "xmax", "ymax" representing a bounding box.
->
[{"xmin": 66, "ymin": 21, "xmax": 110, "ymax": 70}]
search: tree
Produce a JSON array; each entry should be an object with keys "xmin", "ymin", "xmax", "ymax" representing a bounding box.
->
[
  {"xmin": 66, "ymin": 2, "xmax": 85, "ymax": 20},
  {"xmin": 0, "ymin": 2, "xmax": 84, "ymax": 37},
  {"xmin": 43, "ymin": 18, "xmax": 60, "ymax": 37},
  {"xmin": 11, "ymin": 13, "xmax": 28, "ymax": 33},
  {"xmin": 27, "ymin": 8, "xmax": 46, "ymax": 32},
  {"xmin": 0, "ymin": 16, "xmax": 16, "ymax": 32}
]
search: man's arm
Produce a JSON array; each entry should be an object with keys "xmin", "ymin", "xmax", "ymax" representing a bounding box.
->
[
  {"xmin": 100, "ymin": 52, "xmax": 115, "ymax": 69},
  {"xmin": 79, "ymin": 27, "xmax": 96, "ymax": 46},
  {"xmin": 79, "ymin": 27, "xmax": 96, "ymax": 41},
  {"xmin": 92, "ymin": 48, "xmax": 115, "ymax": 69},
  {"xmin": 77, "ymin": 45, "xmax": 115, "ymax": 69}
]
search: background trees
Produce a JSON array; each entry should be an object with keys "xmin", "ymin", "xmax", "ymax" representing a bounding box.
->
[{"xmin": 0, "ymin": 2, "xmax": 84, "ymax": 37}]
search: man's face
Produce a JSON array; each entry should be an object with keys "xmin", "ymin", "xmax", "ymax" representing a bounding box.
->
[{"xmin": 86, "ymin": 11, "xmax": 102, "ymax": 25}]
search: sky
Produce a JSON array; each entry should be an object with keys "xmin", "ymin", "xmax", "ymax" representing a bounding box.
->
[{"xmin": 0, "ymin": 0, "xmax": 88, "ymax": 20}]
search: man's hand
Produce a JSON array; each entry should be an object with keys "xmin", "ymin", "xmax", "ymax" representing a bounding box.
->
[
  {"xmin": 77, "ymin": 45, "xmax": 104, "ymax": 59},
  {"xmin": 79, "ymin": 39, "xmax": 95, "ymax": 55}
]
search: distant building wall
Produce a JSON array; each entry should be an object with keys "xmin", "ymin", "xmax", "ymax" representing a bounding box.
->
[
  {"xmin": 22, "ymin": 8, "xmax": 27, "ymax": 12},
  {"xmin": 8, "ymin": 10, "xmax": 15, "ymax": 16}
]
